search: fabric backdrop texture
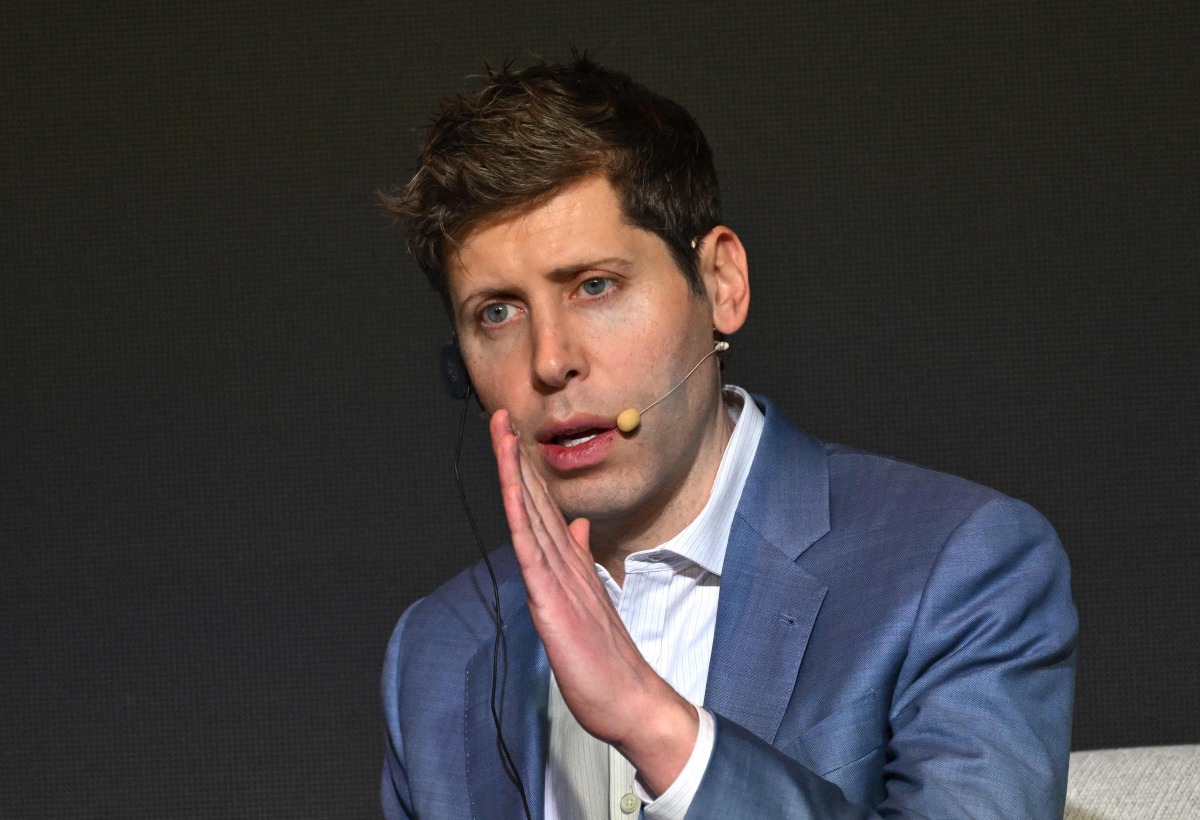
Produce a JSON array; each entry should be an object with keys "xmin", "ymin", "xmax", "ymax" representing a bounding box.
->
[{"xmin": 2, "ymin": 2, "xmax": 1197, "ymax": 817}]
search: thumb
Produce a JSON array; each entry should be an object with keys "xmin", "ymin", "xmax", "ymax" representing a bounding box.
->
[{"xmin": 568, "ymin": 517, "xmax": 591, "ymax": 553}]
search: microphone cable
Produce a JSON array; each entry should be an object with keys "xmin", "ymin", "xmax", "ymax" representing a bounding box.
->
[{"xmin": 452, "ymin": 386, "xmax": 534, "ymax": 820}]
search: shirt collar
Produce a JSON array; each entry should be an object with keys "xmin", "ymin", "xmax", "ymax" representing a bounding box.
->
[{"xmin": 624, "ymin": 384, "xmax": 764, "ymax": 577}]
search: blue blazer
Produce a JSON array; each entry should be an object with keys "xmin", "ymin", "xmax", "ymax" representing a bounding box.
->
[{"xmin": 382, "ymin": 397, "xmax": 1077, "ymax": 818}]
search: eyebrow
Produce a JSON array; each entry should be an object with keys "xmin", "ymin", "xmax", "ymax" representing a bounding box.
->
[{"xmin": 544, "ymin": 256, "xmax": 633, "ymax": 282}]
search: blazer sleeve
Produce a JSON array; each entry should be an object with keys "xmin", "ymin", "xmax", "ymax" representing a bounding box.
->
[
  {"xmin": 381, "ymin": 604, "xmax": 417, "ymax": 820},
  {"xmin": 686, "ymin": 496, "xmax": 1078, "ymax": 819}
]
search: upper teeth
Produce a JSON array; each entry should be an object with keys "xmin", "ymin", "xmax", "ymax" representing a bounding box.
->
[{"xmin": 561, "ymin": 433, "xmax": 598, "ymax": 448}]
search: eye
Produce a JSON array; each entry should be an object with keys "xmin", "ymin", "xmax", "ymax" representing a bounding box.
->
[
  {"xmin": 579, "ymin": 277, "xmax": 613, "ymax": 297},
  {"xmin": 480, "ymin": 302, "xmax": 518, "ymax": 325}
]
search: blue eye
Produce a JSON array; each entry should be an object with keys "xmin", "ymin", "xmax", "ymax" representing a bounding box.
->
[
  {"xmin": 580, "ymin": 277, "xmax": 612, "ymax": 296},
  {"xmin": 481, "ymin": 303, "xmax": 516, "ymax": 325}
]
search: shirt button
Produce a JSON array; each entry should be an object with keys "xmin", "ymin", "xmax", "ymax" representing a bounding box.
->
[{"xmin": 619, "ymin": 792, "xmax": 642, "ymax": 814}]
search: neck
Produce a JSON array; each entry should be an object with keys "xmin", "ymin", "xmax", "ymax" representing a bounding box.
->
[{"xmin": 589, "ymin": 394, "xmax": 737, "ymax": 585}]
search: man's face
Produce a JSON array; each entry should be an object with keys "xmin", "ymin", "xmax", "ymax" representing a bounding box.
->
[{"xmin": 447, "ymin": 175, "xmax": 745, "ymax": 547}]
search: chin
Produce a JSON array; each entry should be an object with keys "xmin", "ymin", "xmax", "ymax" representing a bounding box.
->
[
  {"xmin": 553, "ymin": 474, "xmax": 667, "ymax": 530},
  {"xmin": 552, "ymin": 490, "xmax": 626, "ymax": 525}
]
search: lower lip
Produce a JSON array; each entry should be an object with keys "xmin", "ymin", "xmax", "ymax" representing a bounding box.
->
[{"xmin": 539, "ymin": 428, "xmax": 619, "ymax": 472}]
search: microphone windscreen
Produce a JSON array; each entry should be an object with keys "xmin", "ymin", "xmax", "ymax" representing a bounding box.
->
[{"xmin": 617, "ymin": 408, "xmax": 641, "ymax": 433}]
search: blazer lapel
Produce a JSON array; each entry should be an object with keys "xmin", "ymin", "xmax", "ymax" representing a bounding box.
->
[
  {"xmin": 465, "ymin": 569, "xmax": 549, "ymax": 820},
  {"xmin": 705, "ymin": 397, "xmax": 832, "ymax": 745}
]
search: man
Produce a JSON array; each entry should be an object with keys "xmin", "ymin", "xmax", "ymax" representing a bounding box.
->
[{"xmin": 381, "ymin": 57, "xmax": 1076, "ymax": 818}]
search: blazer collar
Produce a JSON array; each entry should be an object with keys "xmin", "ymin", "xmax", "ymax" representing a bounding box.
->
[
  {"xmin": 729, "ymin": 394, "xmax": 830, "ymax": 560},
  {"xmin": 705, "ymin": 396, "xmax": 832, "ymax": 743}
]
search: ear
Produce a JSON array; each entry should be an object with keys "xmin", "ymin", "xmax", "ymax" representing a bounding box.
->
[{"xmin": 698, "ymin": 226, "xmax": 750, "ymax": 335}]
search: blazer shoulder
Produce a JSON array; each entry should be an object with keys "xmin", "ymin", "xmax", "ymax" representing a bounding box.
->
[
  {"xmin": 811, "ymin": 443, "xmax": 1067, "ymax": 589},
  {"xmin": 393, "ymin": 544, "xmax": 521, "ymax": 652},
  {"xmin": 744, "ymin": 397, "xmax": 1055, "ymax": 561},
  {"xmin": 823, "ymin": 443, "xmax": 1024, "ymax": 531}
]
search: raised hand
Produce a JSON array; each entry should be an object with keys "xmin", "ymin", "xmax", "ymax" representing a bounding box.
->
[{"xmin": 489, "ymin": 409, "xmax": 698, "ymax": 797}]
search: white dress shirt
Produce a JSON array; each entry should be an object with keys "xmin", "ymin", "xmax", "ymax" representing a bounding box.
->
[{"xmin": 545, "ymin": 386, "xmax": 765, "ymax": 820}]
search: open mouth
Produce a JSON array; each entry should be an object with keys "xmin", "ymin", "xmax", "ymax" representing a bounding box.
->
[{"xmin": 553, "ymin": 429, "xmax": 605, "ymax": 448}]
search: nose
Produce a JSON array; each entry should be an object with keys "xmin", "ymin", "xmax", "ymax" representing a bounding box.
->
[{"xmin": 530, "ymin": 314, "xmax": 583, "ymax": 391}]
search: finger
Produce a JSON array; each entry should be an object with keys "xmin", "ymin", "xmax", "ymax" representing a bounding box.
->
[
  {"xmin": 488, "ymin": 411, "xmax": 549, "ymax": 572},
  {"xmin": 568, "ymin": 517, "xmax": 591, "ymax": 553},
  {"xmin": 489, "ymin": 410, "xmax": 521, "ymax": 492},
  {"xmin": 488, "ymin": 411, "xmax": 549, "ymax": 557},
  {"xmin": 500, "ymin": 445, "xmax": 537, "ymax": 550},
  {"xmin": 514, "ymin": 446, "xmax": 578, "ymax": 545},
  {"xmin": 515, "ymin": 465, "xmax": 584, "ymax": 592},
  {"xmin": 522, "ymin": 460, "xmax": 591, "ymax": 564},
  {"xmin": 517, "ymin": 460, "xmax": 554, "ymax": 553},
  {"xmin": 487, "ymin": 409, "xmax": 558, "ymax": 547},
  {"xmin": 515, "ymin": 447, "xmax": 582, "ymax": 565}
]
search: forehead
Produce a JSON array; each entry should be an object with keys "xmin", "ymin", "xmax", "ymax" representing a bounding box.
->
[{"xmin": 445, "ymin": 176, "xmax": 646, "ymax": 295}]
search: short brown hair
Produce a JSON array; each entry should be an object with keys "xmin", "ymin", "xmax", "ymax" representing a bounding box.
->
[{"xmin": 382, "ymin": 55, "xmax": 722, "ymax": 311}]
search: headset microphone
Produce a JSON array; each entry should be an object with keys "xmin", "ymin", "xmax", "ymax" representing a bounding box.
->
[{"xmin": 616, "ymin": 340, "xmax": 729, "ymax": 433}]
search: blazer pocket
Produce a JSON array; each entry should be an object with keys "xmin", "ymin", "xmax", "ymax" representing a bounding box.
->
[{"xmin": 779, "ymin": 689, "xmax": 885, "ymax": 776}]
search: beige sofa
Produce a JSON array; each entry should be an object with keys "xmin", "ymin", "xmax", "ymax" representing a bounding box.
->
[{"xmin": 1065, "ymin": 745, "xmax": 1200, "ymax": 819}]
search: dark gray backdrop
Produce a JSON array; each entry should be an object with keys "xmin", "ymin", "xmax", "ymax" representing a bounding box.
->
[{"xmin": 2, "ymin": 2, "xmax": 1197, "ymax": 817}]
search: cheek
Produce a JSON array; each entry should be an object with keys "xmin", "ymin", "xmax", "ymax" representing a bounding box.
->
[
  {"xmin": 599, "ymin": 294, "xmax": 679, "ymax": 367},
  {"xmin": 460, "ymin": 339, "xmax": 522, "ymax": 405},
  {"xmin": 470, "ymin": 375, "xmax": 509, "ymax": 417}
]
